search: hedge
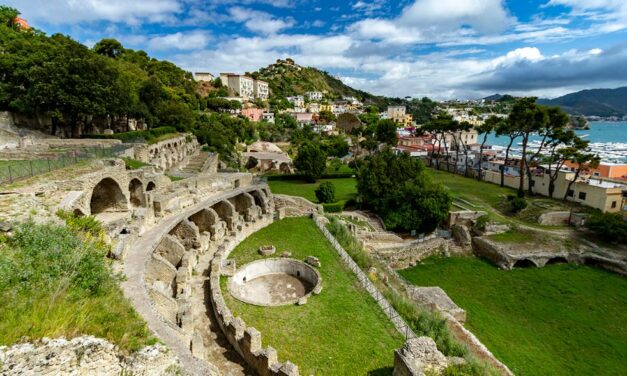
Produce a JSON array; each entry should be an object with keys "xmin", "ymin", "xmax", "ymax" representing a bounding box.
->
[
  {"xmin": 266, "ymin": 173, "xmax": 354, "ymax": 181},
  {"xmin": 323, "ymin": 202, "xmax": 345, "ymax": 213},
  {"xmin": 81, "ymin": 126, "xmax": 178, "ymax": 144}
]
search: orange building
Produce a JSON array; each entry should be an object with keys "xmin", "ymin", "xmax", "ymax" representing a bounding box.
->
[
  {"xmin": 564, "ymin": 161, "xmax": 627, "ymax": 180},
  {"xmin": 13, "ymin": 16, "xmax": 30, "ymax": 30}
]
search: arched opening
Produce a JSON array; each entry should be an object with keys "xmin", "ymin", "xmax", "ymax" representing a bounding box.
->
[
  {"xmin": 90, "ymin": 177, "xmax": 128, "ymax": 214},
  {"xmin": 583, "ymin": 257, "xmax": 601, "ymax": 267},
  {"xmin": 279, "ymin": 162, "xmax": 291, "ymax": 173},
  {"xmin": 73, "ymin": 208, "xmax": 85, "ymax": 217},
  {"xmin": 250, "ymin": 190, "xmax": 267, "ymax": 213},
  {"xmin": 546, "ymin": 257, "xmax": 568, "ymax": 265},
  {"xmin": 513, "ymin": 259, "xmax": 536, "ymax": 268},
  {"xmin": 146, "ymin": 181, "xmax": 156, "ymax": 191},
  {"xmin": 129, "ymin": 178, "xmax": 145, "ymax": 207}
]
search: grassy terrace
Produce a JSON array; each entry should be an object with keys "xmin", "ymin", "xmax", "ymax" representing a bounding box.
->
[
  {"xmin": 222, "ymin": 217, "xmax": 403, "ymax": 375},
  {"xmin": 400, "ymin": 257, "xmax": 627, "ymax": 376},
  {"xmin": 268, "ymin": 177, "xmax": 356, "ymax": 205}
]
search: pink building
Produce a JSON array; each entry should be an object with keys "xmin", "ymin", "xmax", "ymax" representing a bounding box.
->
[{"xmin": 241, "ymin": 108, "xmax": 264, "ymax": 122}]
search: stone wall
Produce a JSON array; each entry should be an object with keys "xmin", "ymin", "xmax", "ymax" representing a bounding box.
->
[
  {"xmin": 274, "ymin": 194, "xmax": 322, "ymax": 218},
  {"xmin": 375, "ymin": 238, "xmax": 464, "ymax": 269},
  {"xmin": 0, "ymin": 336, "xmax": 179, "ymax": 376},
  {"xmin": 133, "ymin": 134, "xmax": 200, "ymax": 171}
]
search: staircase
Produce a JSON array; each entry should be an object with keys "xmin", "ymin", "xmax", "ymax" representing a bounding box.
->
[{"xmin": 168, "ymin": 151, "xmax": 211, "ymax": 178}]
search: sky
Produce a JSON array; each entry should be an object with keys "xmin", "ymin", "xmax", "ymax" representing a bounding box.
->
[{"xmin": 5, "ymin": 0, "xmax": 627, "ymax": 99}]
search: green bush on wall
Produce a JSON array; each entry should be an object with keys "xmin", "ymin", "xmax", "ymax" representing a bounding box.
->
[{"xmin": 81, "ymin": 126, "xmax": 178, "ymax": 143}]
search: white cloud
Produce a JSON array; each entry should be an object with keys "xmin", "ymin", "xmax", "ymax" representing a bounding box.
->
[
  {"xmin": 4, "ymin": 0, "xmax": 182, "ymax": 25},
  {"xmin": 547, "ymin": 0, "xmax": 627, "ymax": 30},
  {"xmin": 398, "ymin": 0, "xmax": 514, "ymax": 34},
  {"xmin": 228, "ymin": 7, "xmax": 294, "ymax": 35},
  {"xmin": 146, "ymin": 31, "xmax": 210, "ymax": 51}
]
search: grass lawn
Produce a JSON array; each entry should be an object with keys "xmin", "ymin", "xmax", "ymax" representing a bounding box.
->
[
  {"xmin": 399, "ymin": 257, "xmax": 627, "ymax": 376},
  {"xmin": 222, "ymin": 217, "xmax": 403, "ymax": 375},
  {"xmin": 268, "ymin": 178, "xmax": 357, "ymax": 205}
]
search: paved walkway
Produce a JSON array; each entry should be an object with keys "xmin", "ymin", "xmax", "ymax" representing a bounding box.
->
[{"xmin": 120, "ymin": 187, "xmax": 260, "ymax": 376}]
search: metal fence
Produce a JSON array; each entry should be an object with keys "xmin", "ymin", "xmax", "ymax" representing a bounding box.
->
[
  {"xmin": 312, "ymin": 214, "xmax": 418, "ymax": 341},
  {"xmin": 0, "ymin": 144, "xmax": 132, "ymax": 185}
]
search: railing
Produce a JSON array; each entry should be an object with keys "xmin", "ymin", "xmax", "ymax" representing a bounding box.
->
[
  {"xmin": 0, "ymin": 144, "xmax": 133, "ymax": 185},
  {"xmin": 312, "ymin": 214, "xmax": 418, "ymax": 341}
]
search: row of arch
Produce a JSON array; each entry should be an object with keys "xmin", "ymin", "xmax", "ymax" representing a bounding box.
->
[{"xmin": 88, "ymin": 176, "xmax": 157, "ymax": 215}]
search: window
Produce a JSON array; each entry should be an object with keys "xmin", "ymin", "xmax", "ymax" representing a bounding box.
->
[
  {"xmin": 578, "ymin": 192, "xmax": 587, "ymax": 200},
  {"xmin": 567, "ymin": 189, "xmax": 574, "ymax": 197},
  {"xmin": 611, "ymin": 201, "xmax": 617, "ymax": 208}
]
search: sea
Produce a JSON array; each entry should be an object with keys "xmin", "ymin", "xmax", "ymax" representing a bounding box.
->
[{"xmin": 485, "ymin": 121, "xmax": 627, "ymax": 163}]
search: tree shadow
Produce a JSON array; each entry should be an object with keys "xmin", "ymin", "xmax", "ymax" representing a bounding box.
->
[{"xmin": 367, "ymin": 366, "xmax": 394, "ymax": 376}]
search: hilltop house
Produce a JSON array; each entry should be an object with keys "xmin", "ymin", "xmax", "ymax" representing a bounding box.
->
[
  {"xmin": 253, "ymin": 80, "xmax": 269, "ymax": 100},
  {"xmin": 306, "ymin": 91, "xmax": 324, "ymax": 101},
  {"xmin": 194, "ymin": 72, "xmax": 214, "ymax": 82},
  {"xmin": 387, "ymin": 106, "xmax": 413, "ymax": 127}
]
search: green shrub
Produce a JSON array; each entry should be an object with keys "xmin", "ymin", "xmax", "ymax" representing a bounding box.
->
[
  {"xmin": 56, "ymin": 210, "xmax": 102, "ymax": 236},
  {"xmin": 510, "ymin": 197, "xmax": 528, "ymax": 213},
  {"xmin": 586, "ymin": 212, "xmax": 627, "ymax": 243},
  {"xmin": 323, "ymin": 202, "xmax": 344, "ymax": 213},
  {"xmin": 315, "ymin": 181, "xmax": 336, "ymax": 203}
]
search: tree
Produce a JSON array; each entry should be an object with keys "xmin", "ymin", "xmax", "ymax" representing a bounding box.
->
[
  {"xmin": 295, "ymin": 142, "xmax": 327, "ymax": 182},
  {"xmin": 562, "ymin": 147, "xmax": 601, "ymax": 202},
  {"xmin": 508, "ymin": 97, "xmax": 548, "ymax": 196},
  {"xmin": 586, "ymin": 212, "xmax": 627, "ymax": 244},
  {"xmin": 318, "ymin": 110, "xmax": 336, "ymax": 123},
  {"xmin": 476, "ymin": 116, "xmax": 500, "ymax": 180},
  {"xmin": 376, "ymin": 119, "xmax": 397, "ymax": 145},
  {"xmin": 0, "ymin": 6, "xmax": 18, "ymax": 27},
  {"xmin": 322, "ymin": 136, "xmax": 349, "ymax": 158},
  {"xmin": 494, "ymin": 118, "xmax": 522, "ymax": 187},
  {"xmin": 544, "ymin": 129, "xmax": 577, "ymax": 198},
  {"xmin": 356, "ymin": 148, "xmax": 450, "ymax": 233},
  {"xmin": 315, "ymin": 181, "xmax": 336, "ymax": 203},
  {"xmin": 93, "ymin": 38, "xmax": 124, "ymax": 58}
]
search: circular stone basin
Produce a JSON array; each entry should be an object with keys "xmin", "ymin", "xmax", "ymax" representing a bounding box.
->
[{"xmin": 228, "ymin": 258, "xmax": 321, "ymax": 306}]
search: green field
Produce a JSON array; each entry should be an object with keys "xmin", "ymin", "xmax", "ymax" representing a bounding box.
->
[
  {"xmin": 222, "ymin": 217, "xmax": 403, "ymax": 375},
  {"xmin": 399, "ymin": 257, "xmax": 627, "ymax": 376},
  {"xmin": 268, "ymin": 178, "xmax": 357, "ymax": 204}
]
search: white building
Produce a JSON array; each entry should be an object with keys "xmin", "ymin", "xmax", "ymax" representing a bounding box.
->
[
  {"xmin": 287, "ymin": 96, "xmax": 305, "ymax": 108},
  {"xmin": 254, "ymin": 80, "xmax": 269, "ymax": 100},
  {"xmin": 220, "ymin": 73, "xmax": 254, "ymax": 99},
  {"xmin": 262, "ymin": 112, "xmax": 275, "ymax": 123},
  {"xmin": 387, "ymin": 106, "xmax": 406, "ymax": 119},
  {"xmin": 306, "ymin": 91, "xmax": 324, "ymax": 101},
  {"xmin": 194, "ymin": 72, "xmax": 214, "ymax": 82}
]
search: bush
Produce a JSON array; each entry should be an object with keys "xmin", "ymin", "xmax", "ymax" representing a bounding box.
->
[
  {"xmin": 315, "ymin": 181, "xmax": 336, "ymax": 203},
  {"xmin": 57, "ymin": 210, "xmax": 102, "ymax": 236},
  {"xmin": 510, "ymin": 197, "xmax": 528, "ymax": 213},
  {"xmin": 323, "ymin": 202, "xmax": 344, "ymax": 213},
  {"xmin": 82, "ymin": 126, "xmax": 178, "ymax": 144},
  {"xmin": 122, "ymin": 157, "xmax": 150, "ymax": 170},
  {"xmin": 586, "ymin": 212, "xmax": 627, "ymax": 243}
]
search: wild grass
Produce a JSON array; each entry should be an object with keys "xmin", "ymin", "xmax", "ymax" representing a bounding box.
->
[
  {"xmin": 400, "ymin": 256, "xmax": 627, "ymax": 376},
  {"xmin": 222, "ymin": 217, "xmax": 404, "ymax": 375},
  {"xmin": 0, "ymin": 219, "xmax": 154, "ymax": 353}
]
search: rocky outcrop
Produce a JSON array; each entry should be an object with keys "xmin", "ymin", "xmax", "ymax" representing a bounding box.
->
[
  {"xmin": 0, "ymin": 336, "xmax": 179, "ymax": 376},
  {"xmin": 393, "ymin": 337, "xmax": 448, "ymax": 376}
]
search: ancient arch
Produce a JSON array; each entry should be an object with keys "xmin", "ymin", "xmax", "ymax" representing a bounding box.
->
[
  {"xmin": 229, "ymin": 193, "xmax": 254, "ymax": 216},
  {"xmin": 129, "ymin": 178, "xmax": 146, "ymax": 207},
  {"xmin": 546, "ymin": 257, "xmax": 568, "ymax": 265},
  {"xmin": 189, "ymin": 208, "xmax": 219, "ymax": 234},
  {"xmin": 250, "ymin": 190, "xmax": 268, "ymax": 213},
  {"xmin": 146, "ymin": 181, "xmax": 156, "ymax": 191},
  {"xmin": 212, "ymin": 200, "xmax": 236, "ymax": 230},
  {"xmin": 513, "ymin": 259, "xmax": 537, "ymax": 268},
  {"xmin": 90, "ymin": 177, "xmax": 128, "ymax": 214}
]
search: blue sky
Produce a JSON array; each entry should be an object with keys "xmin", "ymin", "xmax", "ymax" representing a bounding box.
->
[{"xmin": 5, "ymin": 0, "xmax": 627, "ymax": 99}]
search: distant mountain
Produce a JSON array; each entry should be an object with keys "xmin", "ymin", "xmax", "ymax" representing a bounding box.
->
[
  {"xmin": 250, "ymin": 58, "xmax": 390, "ymax": 107},
  {"xmin": 538, "ymin": 87, "xmax": 627, "ymax": 117}
]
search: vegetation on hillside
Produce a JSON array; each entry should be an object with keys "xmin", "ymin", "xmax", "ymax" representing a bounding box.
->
[
  {"xmin": 0, "ymin": 6, "xmax": 198, "ymax": 137},
  {"xmin": 538, "ymin": 86, "xmax": 627, "ymax": 117},
  {"xmin": 0, "ymin": 216, "xmax": 154, "ymax": 352}
]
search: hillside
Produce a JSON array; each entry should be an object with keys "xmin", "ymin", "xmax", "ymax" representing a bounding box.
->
[
  {"xmin": 537, "ymin": 87, "xmax": 627, "ymax": 117},
  {"xmin": 250, "ymin": 59, "xmax": 390, "ymax": 107}
]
